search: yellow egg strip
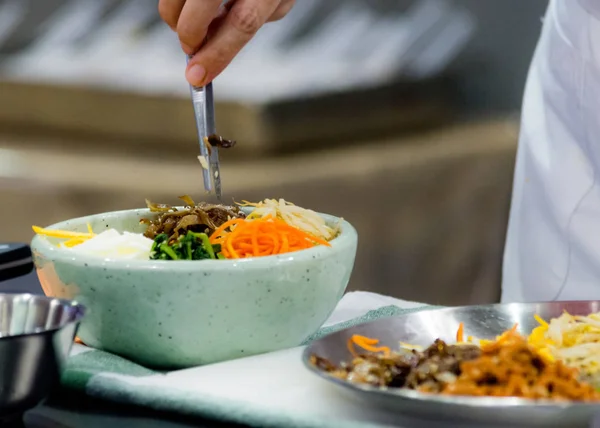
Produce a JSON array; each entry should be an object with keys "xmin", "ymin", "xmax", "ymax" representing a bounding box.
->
[
  {"xmin": 32, "ymin": 224, "xmax": 96, "ymax": 248},
  {"xmin": 534, "ymin": 314, "xmax": 548, "ymax": 327}
]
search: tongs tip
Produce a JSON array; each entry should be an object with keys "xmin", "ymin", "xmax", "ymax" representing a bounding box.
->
[{"xmin": 189, "ymin": 79, "xmax": 222, "ymax": 201}]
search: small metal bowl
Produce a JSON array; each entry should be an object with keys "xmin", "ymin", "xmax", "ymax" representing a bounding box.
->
[{"xmin": 0, "ymin": 293, "xmax": 85, "ymax": 420}]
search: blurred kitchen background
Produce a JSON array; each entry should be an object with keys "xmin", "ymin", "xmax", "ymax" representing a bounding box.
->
[{"xmin": 0, "ymin": 0, "xmax": 548, "ymax": 305}]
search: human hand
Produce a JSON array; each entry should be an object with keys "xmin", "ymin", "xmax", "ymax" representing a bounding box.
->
[{"xmin": 159, "ymin": 0, "xmax": 295, "ymax": 86}]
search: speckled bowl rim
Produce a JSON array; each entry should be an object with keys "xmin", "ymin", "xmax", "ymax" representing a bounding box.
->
[{"xmin": 31, "ymin": 208, "xmax": 357, "ymax": 271}]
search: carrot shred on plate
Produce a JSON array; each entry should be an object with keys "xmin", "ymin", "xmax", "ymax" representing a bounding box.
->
[
  {"xmin": 347, "ymin": 334, "xmax": 391, "ymax": 357},
  {"xmin": 456, "ymin": 322, "xmax": 465, "ymax": 342},
  {"xmin": 209, "ymin": 216, "xmax": 331, "ymax": 259}
]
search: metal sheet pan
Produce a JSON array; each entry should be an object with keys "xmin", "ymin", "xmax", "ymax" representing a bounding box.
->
[{"xmin": 303, "ymin": 301, "xmax": 600, "ymax": 427}]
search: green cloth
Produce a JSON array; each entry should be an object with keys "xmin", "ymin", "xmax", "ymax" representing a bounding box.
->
[{"xmin": 62, "ymin": 304, "xmax": 438, "ymax": 428}]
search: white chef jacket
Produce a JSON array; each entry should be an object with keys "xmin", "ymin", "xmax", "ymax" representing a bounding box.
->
[{"xmin": 502, "ymin": 0, "xmax": 600, "ymax": 302}]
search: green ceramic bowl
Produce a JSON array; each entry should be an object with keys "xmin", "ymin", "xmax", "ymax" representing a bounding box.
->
[{"xmin": 30, "ymin": 208, "xmax": 357, "ymax": 369}]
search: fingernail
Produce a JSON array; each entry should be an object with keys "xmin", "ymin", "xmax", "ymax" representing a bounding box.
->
[
  {"xmin": 180, "ymin": 42, "xmax": 194, "ymax": 55},
  {"xmin": 186, "ymin": 64, "xmax": 206, "ymax": 86}
]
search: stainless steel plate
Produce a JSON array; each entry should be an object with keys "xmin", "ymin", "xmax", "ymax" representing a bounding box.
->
[{"xmin": 302, "ymin": 301, "xmax": 600, "ymax": 427}]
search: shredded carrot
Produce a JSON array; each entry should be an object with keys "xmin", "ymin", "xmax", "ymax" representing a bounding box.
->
[
  {"xmin": 210, "ymin": 218, "xmax": 245, "ymax": 243},
  {"xmin": 455, "ymin": 322, "xmax": 519, "ymax": 347},
  {"xmin": 348, "ymin": 338, "xmax": 359, "ymax": 357},
  {"xmin": 209, "ymin": 217, "xmax": 331, "ymax": 259},
  {"xmin": 348, "ymin": 334, "xmax": 391, "ymax": 357},
  {"xmin": 456, "ymin": 322, "xmax": 465, "ymax": 342}
]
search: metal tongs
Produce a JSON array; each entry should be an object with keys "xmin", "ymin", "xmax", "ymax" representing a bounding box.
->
[{"xmin": 187, "ymin": 56, "xmax": 222, "ymax": 201}]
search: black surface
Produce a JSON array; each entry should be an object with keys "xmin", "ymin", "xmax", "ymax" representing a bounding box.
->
[
  {"xmin": 2, "ymin": 271, "xmax": 248, "ymax": 428},
  {"xmin": 0, "ymin": 243, "xmax": 33, "ymax": 282},
  {"xmin": 0, "ymin": 243, "xmax": 31, "ymax": 265},
  {"xmin": 0, "ymin": 262, "xmax": 34, "ymax": 283}
]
